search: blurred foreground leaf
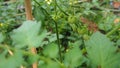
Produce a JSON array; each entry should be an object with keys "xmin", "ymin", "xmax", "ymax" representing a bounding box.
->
[
  {"xmin": 0, "ymin": 50, "xmax": 23, "ymax": 68},
  {"xmin": 43, "ymin": 43, "xmax": 59, "ymax": 58},
  {"xmin": 85, "ymin": 32, "xmax": 120, "ymax": 68},
  {"xmin": 11, "ymin": 21, "xmax": 48, "ymax": 48},
  {"xmin": 64, "ymin": 45, "xmax": 85, "ymax": 68}
]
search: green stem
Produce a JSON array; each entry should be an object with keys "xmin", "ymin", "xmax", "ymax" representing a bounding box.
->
[
  {"xmin": 53, "ymin": 20, "xmax": 62, "ymax": 62},
  {"xmin": 33, "ymin": 0, "xmax": 62, "ymax": 62},
  {"xmin": 54, "ymin": 0, "xmax": 62, "ymax": 62},
  {"xmin": 33, "ymin": 0, "xmax": 50, "ymax": 17},
  {"xmin": 55, "ymin": 0, "xmax": 69, "ymax": 16},
  {"xmin": 55, "ymin": 19, "xmax": 63, "ymax": 62},
  {"xmin": 106, "ymin": 24, "xmax": 120, "ymax": 37}
]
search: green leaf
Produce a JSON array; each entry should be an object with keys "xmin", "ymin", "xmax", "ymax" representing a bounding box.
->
[
  {"xmin": 0, "ymin": 32, "xmax": 5, "ymax": 43},
  {"xmin": 10, "ymin": 21, "xmax": 48, "ymax": 48},
  {"xmin": 27, "ymin": 54, "xmax": 39, "ymax": 65},
  {"xmin": 33, "ymin": 6, "xmax": 45, "ymax": 21},
  {"xmin": 64, "ymin": 46, "xmax": 85, "ymax": 68},
  {"xmin": 0, "ymin": 50, "xmax": 23, "ymax": 68},
  {"xmin": 43, "ymin": 43, "xmax": 59, "ymax": 58},
  {"xmin": 116, "ymin": 39, "xmax": 120, "ymax": 46},
  {"xmin": 38, "ymin": 60, "xmax": 61, "ymax": 68},
  {"xmin": 47, "ymin": 34, "xmax": 63, "ymax": 42},
  {"xmin": 85, "ymin": 32, "xmax": 120, "ymax": 68}
]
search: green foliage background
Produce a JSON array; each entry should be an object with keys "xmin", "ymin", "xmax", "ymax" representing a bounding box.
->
[{"xmin": 0, "ymin": 0, "xmax": 120, "ymax": 68}]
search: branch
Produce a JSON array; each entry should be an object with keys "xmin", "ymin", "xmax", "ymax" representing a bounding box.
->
[{"xmin": 24, "ymin": 0, "xmax": 37, "ymax": 68}]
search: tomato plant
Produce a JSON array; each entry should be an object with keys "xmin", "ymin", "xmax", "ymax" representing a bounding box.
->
[{"xmin": 0, "ymin": 0, "xmax": 120, "ymax": 68}]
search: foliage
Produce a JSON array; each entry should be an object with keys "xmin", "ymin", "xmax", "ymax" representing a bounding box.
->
[
  {"xmin": 0, "ymin": 50, "xmax": 23, "ymax": 68},
  {"xmin": 64, "ymin": 44, "xmax": 86, "ymax": 68},
  {"xmin": 0, "ymin": 32, "xmax": 5, "ymax": 43},
  {"xmin": 0, "ymin": 0, "xmax": 120, "ymax": 68},
  {"xmin": 85, "ymin": 32, "xmax": 120, "ymax": 68},
  {"xmin": 10, "ymin": 21, "xmax": 48, "ymax": 48}
]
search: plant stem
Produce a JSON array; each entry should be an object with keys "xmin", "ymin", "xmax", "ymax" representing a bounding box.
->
[
  {"xmin": 54, "ymin": 0, "xmax": 62, "ymax": 63},
  {"xmin": 24, "ymin": 0, "xmax": 37, "ymax": 68},
  {"xmin": 55, "ymin": 20, "xmax": 63, "ymax": 62},
  {"xmin": 54, "ymin": 0, "xmax": 68, "ymax": 16},
  {"xmin": 33, "ymin": 0, "xmax": 62, "ymax": 62},
  {"xmin": 52, "ymin": 19, "xmax": 62, "ymax": 62},
  {"xmin": 33, "ymin": 0, "xmax": 50, "ymax": 17},
  {"xmin": 24, "ymin": 0, "xmax": 33, "ymax": 20}
]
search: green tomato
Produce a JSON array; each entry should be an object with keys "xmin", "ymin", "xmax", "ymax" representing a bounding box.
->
[
  {"xmin": 59, "ymin": 13, "xmax": 64, "ymax": 18},
  {"xmin": 81, "ymin": 48, "xmax": 87, "ymax": 54},
  {"xmin": 77, "ymin": 28, "xmax": 84, "ymax": 35},
  {"xmin": 83, "ymin": 34, "xmax": 90, "ymax": 40},
  {"xmin": 77, "ymin": 28, "xmax": 88, "ymax": 35},
  {"xmin": 68, "ymin": 15, "xmax": 77, "ymax": 24},
  {"xmin": 52, "ymin": 15, "xmax": 59, "ymax": 21}
]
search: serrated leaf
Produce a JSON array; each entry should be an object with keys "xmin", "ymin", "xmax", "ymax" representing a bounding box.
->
[
  {"xmin": 0, "ymin": 50, "xmax": 23, "ymax": 68},
  {"xmin": 0, "ymin": 32, "xmax": 5, "ymax": 43},
  {"xmin": 38, "ymin": 60, "xmax": 61, "ymax": 68},
  {"xmin": 64, "ymin": 46, "xmax": 85, "ymax": 68},
  {"xmin": 10, "ymin": 21, "xmax": 47, "ymax": 48},
  {"xmin": 85, "ymin": 32, "xmax": 120, "ymax": 68},
  {"xmin": 43, "ymin": 43, "xmax": 58, "ymax": 58}
]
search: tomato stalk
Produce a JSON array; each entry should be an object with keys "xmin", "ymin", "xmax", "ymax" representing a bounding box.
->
[
  {"xmin": 33, "ymin": 0, "xmax": 63, "ymax": 62},
  {"xmin": 24, "ymin": 0, "xmax": 37, "ymax": 68},
  {"xmin": 54, "ymin": 0, "xmax": 62, "ymax": 62}
]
